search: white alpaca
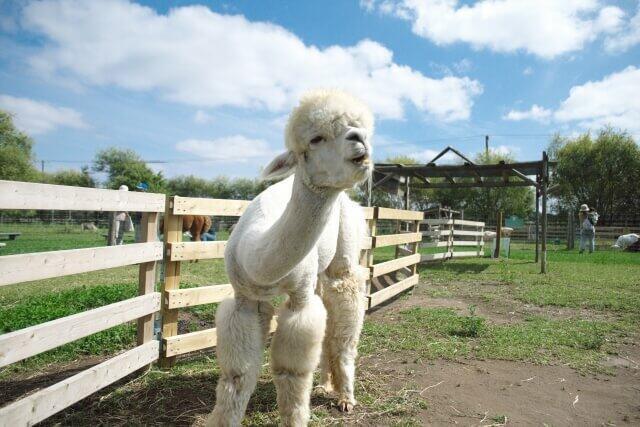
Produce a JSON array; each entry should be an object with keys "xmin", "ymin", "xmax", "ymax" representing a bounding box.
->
[
  {"xmin": 612, "ymin": 233, "xmax": 639, "ymax": 249},
  {"xmin": 206, "ymin": 90, "xmax": 373, "ymax": 426}
]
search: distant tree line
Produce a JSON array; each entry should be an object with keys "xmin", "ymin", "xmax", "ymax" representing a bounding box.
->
[{"xmin": 2, "ymin": 109, "xmax": 639, "ymax": 225}]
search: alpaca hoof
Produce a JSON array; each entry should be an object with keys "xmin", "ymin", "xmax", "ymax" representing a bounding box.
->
[
  {"xmin": 337, "ymin": 399, "xmax": 355, "ymax": 412},
  {"xmin": 313, "ymin": 384, "xmax": 333, "ymax": 397}
]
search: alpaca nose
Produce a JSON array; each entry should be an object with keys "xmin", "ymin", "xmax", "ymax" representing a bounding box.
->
[{"xmin": 345, "ymin": 129, "xmax": 366, "ymax": 143}]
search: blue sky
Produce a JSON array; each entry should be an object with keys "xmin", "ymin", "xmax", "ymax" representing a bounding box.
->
[{"xmin": 1, "ymin": 0, "xmax": 639, "ymax": 180}]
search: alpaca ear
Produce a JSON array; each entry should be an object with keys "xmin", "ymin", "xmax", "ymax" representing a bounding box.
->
[{"xmin": 261, "ymin": 151, "xmax": 297, "ymax": 181}]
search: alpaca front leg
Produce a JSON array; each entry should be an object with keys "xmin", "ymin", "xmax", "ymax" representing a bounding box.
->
[
  {"xmin": 271, "ymin": 292, "xmax": 327, "ymax": 426},
  {"xmin": 322, "ymin": 271, "xmax": 366, "ymax": 412},
  {"xmin": 206, "ymin": 297, "xmax": 273, "ymax": 427}
]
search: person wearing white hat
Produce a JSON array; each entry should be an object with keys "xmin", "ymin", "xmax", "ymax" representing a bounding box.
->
[{"xmin": 578, "ymin": 204, "xmax": 598, "ymax": 254}]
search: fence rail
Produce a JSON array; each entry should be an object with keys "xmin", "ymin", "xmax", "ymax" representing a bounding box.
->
[
  {"xmin": 420, "ymin": 218, "xmax": 484, "ymax": 262},
  {"xmin": 0, "ymin": 180, "xmax": 164, "ymax": 426}
]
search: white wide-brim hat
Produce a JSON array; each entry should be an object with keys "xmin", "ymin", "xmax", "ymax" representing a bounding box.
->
[{"xmin": 580, "ymin": 204, "xmax": 589, "ymax": 212}]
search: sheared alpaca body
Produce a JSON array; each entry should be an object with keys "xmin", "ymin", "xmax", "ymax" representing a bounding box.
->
[{"xmin": 207, "ymin": 90, "xmax": 373, "ymax": 426}]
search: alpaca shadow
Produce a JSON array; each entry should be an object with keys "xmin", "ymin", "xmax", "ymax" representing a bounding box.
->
[{"xmin": 38, "ymin": 366, "xmax": 282, "ymax": 426}]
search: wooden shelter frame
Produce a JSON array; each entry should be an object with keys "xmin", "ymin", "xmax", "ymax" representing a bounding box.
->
[{"xmin": 368, "ymin": 146, "xmax": 556, "ymax": 273}]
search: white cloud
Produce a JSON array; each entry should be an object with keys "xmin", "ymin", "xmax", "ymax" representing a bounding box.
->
[
  {"xmin": 503, "ymin": 67, "xmax": 640, "ymax": 135},
  {"xmin": 554, "ymin": 66, "xmax": 640, "ymax": 133},
  {"xmin": 0, "ymin": 94, "xmax": 87, "ymax": 135},
  {"xmin": 523, "ymin": 67, "xmax": 534, "ymax": 76},
  {"xmin": 493, "ymin": 144, "xmax": 519, "ymax": 157},
  {"xmin": 176, "ymin": 135, "xmax": 275, "ymax": 162},
  {"xmin": 21, "ymin": 0, "xmax": 482, "ymax": 122},
  {"xmin": 369, "ymin": 0, "xmax": 625, "ymax": 58},
  {"xmin": 605, "ymin": 7, "xmax": 640, "ymax": 52},
  {"xmin": 503, "ymin": 105, "xmax": 552, "ymax": 122},
  {"xmin": 193, "ymin": 110, "xmax": 215, "ymax": 125}
]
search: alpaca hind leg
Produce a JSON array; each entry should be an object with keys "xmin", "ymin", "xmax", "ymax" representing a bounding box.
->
[
  {"xmin": 206, "ymin": 297, "xmax": 272, "ymax": 427},
  {"xmin": 271, "ymin": 292, "xmax": 326, "ymax": 426},
  {"xmin": 322, "ymin": 271, "xmax": 366, "ymax": 412}
]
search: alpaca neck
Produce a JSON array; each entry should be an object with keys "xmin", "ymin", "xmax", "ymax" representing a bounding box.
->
[{"xmin": 248, "ymin": 168, "xmax": 341, "ymax": 284}]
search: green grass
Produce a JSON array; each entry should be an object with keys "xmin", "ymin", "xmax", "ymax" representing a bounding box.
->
[
  {"xmin": 422, "ymin": 246, "xmax": 640, "ymax": 315},
  {"xmin": 0, "ymin": 283, "xmax": 138, "ymax": 373},
  {"xmin": 361, "ymin": 306, "xmax": 620, "ymax": 373}
]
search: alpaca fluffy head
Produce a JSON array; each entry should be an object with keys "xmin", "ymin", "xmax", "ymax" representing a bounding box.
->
[{"xmin": 262, "ymin": 89, "xmax": 374, "ymax": 189}]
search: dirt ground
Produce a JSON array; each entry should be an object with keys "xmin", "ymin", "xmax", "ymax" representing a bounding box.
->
[
  {"xmin": 2, "ymin": 284, "xmax": 639, "ymax": 426},
  {"xmin": 362, "ymin": 287, "xmax": 640, "ymax": 426}
]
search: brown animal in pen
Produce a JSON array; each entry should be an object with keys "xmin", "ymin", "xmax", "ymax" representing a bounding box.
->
[{"xmin": 160, "ymin": 215, "xmax": 212, "ymax": 241}]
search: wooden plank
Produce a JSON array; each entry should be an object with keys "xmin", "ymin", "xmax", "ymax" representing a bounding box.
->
[
  {"xmin": 453, "ymin": 219, "xmax": 485, "ymax": 226},
  {"xmin": 0, "ymin": 242, "xmax": 163, "ymax": 287},
  {"xmin": 164, "ymin": 317, "xmax": 278, "ymax": 357},
  {"xmin": 423, "ymin": 219, "xmax": 453, "ymax": 225},
  {"xmin": 360, "ymin": 236, "xmax": 373, "ymax": 250},
  {"xmin": 361, "ymin": 207, "xmax": 375, "ymax": 220},
  {"xmin": 165, "ymin": 284, "xmax": 234, "ymax": 309},
  {"xmin": 376, "ymin": 207, "xmax": 423, "ymax": 221},
  {"xmin": 420, "ymin": 252, "xmax": 450, "ymax": 262},
  {"xmin": 452, "ymin": 241, "xmax": 485, "ymax": 246},
  {"xmin": 374, "ymin": 232, "xmax": 422, "ymax": 247},
  {"xmin": 451, "ymin": 251, "xmax": 481, "ymax": 258},
  {"xmin": 452, "ymin": 230, "xmax": 484, "ymax": 237},
  {"xmin": 0, "ymin": 341, "xmax": 158, "ymax": 425},
  {"xmin": 164, "ymin": 328, "xmax": 217, "ymax": 357},
  {"xmin": 0, "ymin": 180, "xmax": 165, "ymax": 212},
  {"xmin": 159, "ymin": 199, "xmax": 183, "ymax": 369},
  {"xmin": 371, "ymin": 253, "xmax": 421, "ymax": 277},
  {"xmin": 368, "ymin": 274, "xmax": 419, "ymax": 308},
  {"xmin": 0, "ymin": 293, "xmax": 160, "ymax": 368},
  {"xmin": 137, "ymin": 212, "xmax": 159, "ymax": 347},
  {"xmin": 169, "ymin": 241, "xmax": 226, "ymax": 261},
  {"xmin": 173, "ymin": 196, "xmax": 249, "ymax": 216},
  {"xmin": 422, "ymin": 241, "xmax": 449, "ymax": 248},
  {"xmin": 423, "ymin": 230, "xmax": 451, "ymax": 237}
]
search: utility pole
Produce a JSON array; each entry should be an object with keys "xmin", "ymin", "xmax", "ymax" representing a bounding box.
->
[
  {"xmin": 485, "ymin": 135, "xmax": 489, "ymax": 156},
  {"xmin": 41, "ymin": 160, "xmax": 45, "ymax": 173}
]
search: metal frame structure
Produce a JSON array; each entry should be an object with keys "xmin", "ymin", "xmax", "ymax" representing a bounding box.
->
[{"xmin": 368, "ymin": 146, "xmax": 556, "ymax": 273}]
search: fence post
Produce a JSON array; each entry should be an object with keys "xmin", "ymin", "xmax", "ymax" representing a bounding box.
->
[
  {"xmin": 366, "ymin": 208, "xmax": 379, "ymax": 295},
  {"xmin": 411, "ymin": 219, "xmax": 420, "ymax": 276},
  {"xmin": 159, "ymin": 197, "xmax": 183, "ymax": 369},
  {"xmin": 477, "ymin": 222, "xmax": 484, "ymax": 256},
  {"xmin": 446, "ymin": 219, "xmax": 453, "ymax": 259},
  {"xmin": 137, "ymin": 212, "xmax": 159, "ymax": 352},
  {"xmin": 107, "ymin": 212, "xmax": 117, "ymax": 246},
  {"xmin": 494, "ymin": 211, "xmax": 503, "ymax": 258}
]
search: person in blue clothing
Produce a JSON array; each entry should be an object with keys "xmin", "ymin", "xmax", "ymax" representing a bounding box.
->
[{"xmin": 578, "ymin": 204, "xmax": 598, "ymax": 254}]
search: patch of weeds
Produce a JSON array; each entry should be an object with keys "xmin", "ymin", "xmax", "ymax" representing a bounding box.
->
[
  {"xmin": 0, "ymin": 283, "xmax": 138, "ymax": 373},
  {"xmin": 362, "ymin": 307, "xmax": 621, "ymax": 373}
]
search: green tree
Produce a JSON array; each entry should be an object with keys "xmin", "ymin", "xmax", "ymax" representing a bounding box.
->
[
  {"xmin": 551, "ymin": 127, "xmax": 640, "ymax": 224},
  {"xmin": 459, "ymin": 150, "xmax": 534, "ymax": 222},
  {"xmin": 93, "ymin": 148, "xmax": 165, "ymax": 192},
  {"xmin": 166, "ymin": 175, "xmax": 268, "ymax": 199},
  {"xmin": 45, "ymin": 166, "xmax": 95, "ymax": 187},
  {"xmin": 0, "ymin": 110, "xmax": 38, "ymax": 181}
]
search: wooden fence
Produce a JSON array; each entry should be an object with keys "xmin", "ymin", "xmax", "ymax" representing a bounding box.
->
[
  {"xmin": 0, "ymin": 182, "xmax": 425, "ymax": 423},
  {"xmin": 0, "ymin": 180, "xmax": 165, "ymax": 425},
  {"xmin": 420, "ymin": 218, "xmax": 485, "ymax": 262},
  {"xmin": 158, "ymin": 199, "xmax": 423, "ymax": 366}
]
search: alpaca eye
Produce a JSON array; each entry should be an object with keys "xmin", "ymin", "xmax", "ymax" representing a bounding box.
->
[{"xmin": 310, "ymin": 136, "xmax": 324, "ymax": 144}]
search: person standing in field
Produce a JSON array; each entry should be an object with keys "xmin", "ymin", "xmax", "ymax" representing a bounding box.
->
[
  {"xmin": 579, "ymin": 204, "xmax": 598, "ymax": 254},
  {"xmin": 115, "ymin": 185, "xmax": 134, "ymax": 245}
]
